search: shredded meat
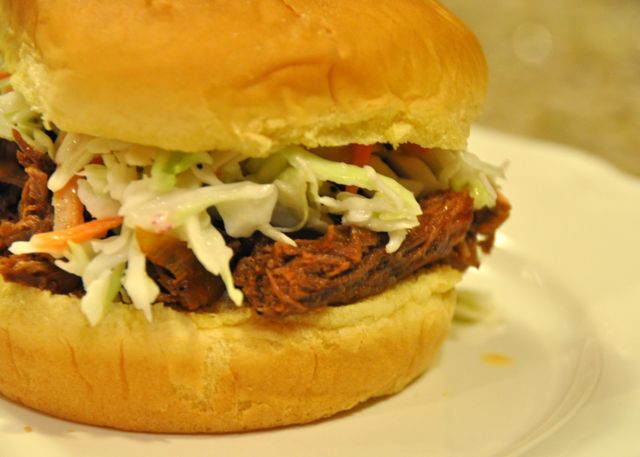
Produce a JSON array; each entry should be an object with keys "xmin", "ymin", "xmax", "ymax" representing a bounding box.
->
[
  {"xmin": 0, "ymin": 137, "xmax": 25, "ymax": 220},
  {"xmin": 0, "ymin": 185, "xmax": 21, "ymax": 220},
  {"xmin": 234, "ymin": 190, "xmax": 476, "ymax": 316},
  {"xmin": 0, "ymin": 137, "xmax": 73, "ymax": 295},
  {"xmin": 0, "ymin": 253, "xmax": 82, "ymax": 294},
  {"xmin": 0, "ymin": 166, "xmax": 54, "ymax": 252},
  {"xmin": 444, "ymin": 192, "xmax": 511, "ymax": 270},
  {"xmin": 0, "ymin": 140, "xmax": 27, "ymax": 187},
  {"xmin": 136, "ymin": 229, "xmax": 226, "ymax": 310},
  {"xmin": 0, "ymin": 136, "xmax": 54, "ymax": 253},
  {"xmin": 12, "ymin": 130, "xmax": 55, "ymax": 175},
  {"xmin": 475, "ymin": 192, "xmax": 511, "ymax": 253}
]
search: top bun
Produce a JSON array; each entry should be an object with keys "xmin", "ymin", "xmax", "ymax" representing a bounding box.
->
[{"xmin": 0, "ymin": 0, "xmax": 487, "ymax": 156}]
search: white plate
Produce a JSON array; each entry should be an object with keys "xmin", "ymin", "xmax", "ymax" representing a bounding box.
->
[{"xmin": 1, "ymin": 127, "xmax": 639, "ymax": 457}]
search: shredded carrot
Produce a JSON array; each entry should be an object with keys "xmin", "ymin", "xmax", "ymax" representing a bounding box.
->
[
  {"xmin": 53, "ymin": 176, "xmax": 85, "ymax": 231},
  {"xmin": 346, "ymin": 144, "xmax": 374, "ymax": 193},
  {"xmin": 31, "ymin": 217, "xmax": 124, "ymax": 253},
  {"xmin": 54, "ymin": 133, "xmax": 67, "ymax": 148},
  {"xmin": 0, "ymin": 72, "xmax": 12, "ymax": 93},
  {"xmin": 404, "ymin": 143, "xmax": 432, "ymax": 155},
  {"xmin": 351, "ymin": 144, "xmax": 374, "ymax": 167}
]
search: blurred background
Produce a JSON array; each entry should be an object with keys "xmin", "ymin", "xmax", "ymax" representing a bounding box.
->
[{"xmin": 441, "ymin": 0, "xmax": 640, "ymax": 176}]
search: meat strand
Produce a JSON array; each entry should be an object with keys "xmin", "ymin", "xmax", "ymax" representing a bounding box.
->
[
  {"xmin": 136, "ymin": 229, "xmax": 225, "ymax": 310},
  {"xmin": 0, "ymin": 185, "xmax": 21, "ymax": 221},
  {"xmin": 444, "ymin": 192, "xmax": 511, "ymax": 270},
  {"xmin": 0, "ymin": 137, "xmax": 68, "ymax": 294},
  {"xmin": 12, "ymin": 130, "xmax": 55, "ymax": 175},
  {"xmin": 234, "ymin": 191, "xmax": 476, "ymax": 316},
  {"xmin": 0, "ymin": 254, "xmax": 82, "ymax": 294},
  {"xmin": 475, "ymin": 192, "xmax": 511, "ymax": 253},
  {"xmin": 0, "ymin": 137, "xmax": 54, "ymax": 253},
  {"xmin": 0, "ymin": 140, "xmax": 27, "ymax": 187}
]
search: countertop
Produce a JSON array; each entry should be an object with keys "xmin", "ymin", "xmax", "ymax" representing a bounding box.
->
[{"xmin": 442, "ymin": 0, "xmax": 640, "ymax": 177}]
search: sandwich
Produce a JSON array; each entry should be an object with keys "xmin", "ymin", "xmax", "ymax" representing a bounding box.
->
[{"xmin": 0, "ymin": 0, "xmax": 509, "ymax": 432}]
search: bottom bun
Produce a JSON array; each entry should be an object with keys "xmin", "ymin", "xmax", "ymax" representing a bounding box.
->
[{"xmin": 0, "ymin": 266, "xmax": 460, "ymax": 433}]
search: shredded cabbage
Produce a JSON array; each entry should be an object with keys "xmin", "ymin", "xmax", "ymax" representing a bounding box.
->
[
  {"xmin": 122, "ymin": 237, "xmax": 159, "ymax": 321},
  {"xmin": 77, "ymin": 231, "xmax": 130, "ymax": 325},
  {"xmin": 181, "ymin": 213, "xmax": 242, "ymax": 305},
  {"xmin": 279, "ymin": 146, "xmax": 422, "ymax": 252},
  {"xmin": 0, "ymin": 90, "xmax": 54, "ymax": 156},
  {"xmin": 454, "ymin": 289, "xmax": 495, "ymax": 324},
  {"xmin": 122, "ymin": 181, "xmax": 278, "ymax": 233},
  {"xmin": 103, "ymin": 154, "xmax": 139, "ymax": 201},
  {"xmin": 55, "ymin": 242, "xmax": 95, "ymax": 277},
  {"xmin": 272, "ymin": 167, "xmax": 309, "ymax": 231},
  {"xmin": 48, "ymin": 134, "xmax": 95, "ymax": 191},
  {"xmin": 151, "ymin": 150, "xmax": 212, "ymax": 192},
  {"xmin": 0, "ymin": 66, "xmax": 53, "ymax": 155},
  {"xmin": 81, "ymin": 264, "xmax": 125, "ymax": 326},
  {"xmin": 423, "ymin": 149, "xmax": 506, "ymax": 209},
  {"xmin": 76, "ymin": 178, "xmax": 120, "ymax": 218}
]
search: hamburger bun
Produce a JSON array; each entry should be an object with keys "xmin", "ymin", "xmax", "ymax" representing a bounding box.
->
[
  {"xmin": 0, "ymin": 0, "xmax": 488, "ymax": 433},
  {"xmin": 0, "ymin": 266, "xmax": 459, "ymax": 433},
  {"xmin": 0, "ymin": 0, "xmax": 486, "ymax": 155}
]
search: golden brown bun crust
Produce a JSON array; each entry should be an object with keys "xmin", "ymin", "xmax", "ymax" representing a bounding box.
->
[
  {"xmin": 0, "ymin": 267, "xmax": 459, "ymax": 433},
  {"xmin": 0, "ymin": 0, "xmax": 486, "ymax": 155}
]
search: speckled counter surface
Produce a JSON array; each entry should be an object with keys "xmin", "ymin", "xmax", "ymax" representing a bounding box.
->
[{"xmin": 442, "ymin": 0, "xmax": 640, "ymax": 176}]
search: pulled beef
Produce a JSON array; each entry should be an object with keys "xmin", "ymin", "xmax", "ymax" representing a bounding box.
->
[
  {"xmin": 475, "ymin": 192, "xmax": 511, "ymax": 253},
  {"xmin": 0, "ymin": 140, "xmax": 27, "ymax": 187},
  {"xmin": 444, "ymin": 192, "xmax": 511, "ymax": 270},
  {"xmin": 234, "ymin": 190, "xmax": 476, "ymax": 316},
  {"xmin": 0, "ymin": 253, "xmax": 81, "ymax": 294},
  {"xmin": 136, "ymin": 229, "xmax": 226, "ymax": 310},
  {"xmin": 12, "ymin": 130, "xmax": 55, "ymax": 175},
  {"xmin": 0, "ymin": 141, "xmax": 27, "ymax": 220},
  {"xmin": 0, "ymin": 137, "xmax": 73, "ymax": 295},
  {"xmin": 0, "ymin": 166, "xmax": 54, "ymax": 252},
  {"xmin": 0, "ymin": 136, "xmax": 54, "ymax": 253},
  {"xmin": 0, "ymin": 185, "xmax": 21, "ymax": 220}
]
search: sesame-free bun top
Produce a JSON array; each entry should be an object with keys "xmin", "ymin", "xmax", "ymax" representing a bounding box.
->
[{"xmin": 0, "ymin": 0, "xmax": 487, "ymax": 156}]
